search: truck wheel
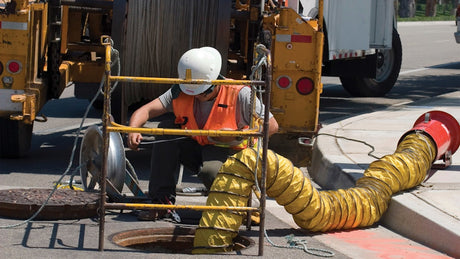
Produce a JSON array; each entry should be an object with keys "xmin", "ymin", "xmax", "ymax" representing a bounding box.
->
[
  {"xmin": 340, "ymin": 28, "xmax": 402, "ymax": 97},
  {"xmin": 0, "ymin": 118, "xmax": 33, "ymax": 158}
]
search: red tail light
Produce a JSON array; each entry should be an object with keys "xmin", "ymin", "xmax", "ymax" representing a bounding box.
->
[
  {"xmin": 6, "ymin": 60, "xmax": 22, "ymax": 74},
  {"xmin": 276, "ymin": 75, "xmax": 292, "ymax": 89},
  {"xmin": 296, "ymin": 77, "xmax": 314, "ymax": 95}
]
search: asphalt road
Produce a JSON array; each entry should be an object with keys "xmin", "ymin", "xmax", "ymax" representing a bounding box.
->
[{"xmin": 320, "ymin": 21, "xmax": 460, "ymax": 125}]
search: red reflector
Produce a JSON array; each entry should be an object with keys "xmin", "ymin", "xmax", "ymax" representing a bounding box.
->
[
  {"xmin": 7, "ymin": 60, "xmax": 21, "ymax": 74},
  {"xmin": 276, "ymin": 75, "xmax": 292, "ymax": 89},
  {"xmin": 296, "ymin": 77, "xmax": 314, "ymax": 95}
]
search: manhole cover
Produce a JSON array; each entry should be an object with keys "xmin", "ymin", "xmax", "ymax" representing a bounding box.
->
[
  {"xmin": 111, "ymin": 227, "xmax": 254, "ymax": 254},
  {"xmin": 0, "ymin": 188, "xmax": 100, "ymax": 220}
]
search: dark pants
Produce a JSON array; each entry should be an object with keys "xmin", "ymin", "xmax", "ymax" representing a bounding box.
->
[{"xmin": 148, "ymin": 120, "xmax": 238, "ymax": 204}]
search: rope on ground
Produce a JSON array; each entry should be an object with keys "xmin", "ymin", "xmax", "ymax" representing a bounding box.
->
[
  {"xmin": 265, "ymin": 231, "xmax": 335, "ymax": 257},
  {"xmin": 317, "ymin": 132, "xmax": 380, "ymax": 159}
]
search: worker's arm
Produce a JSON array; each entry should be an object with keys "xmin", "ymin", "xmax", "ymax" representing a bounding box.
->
[
  {"xmin": 267, "ymin": 116, "xmax": 279, "ymax": 137},
  {"xmin": 127, "ymin": 98, "xmax": 167, "ymax": 150}
]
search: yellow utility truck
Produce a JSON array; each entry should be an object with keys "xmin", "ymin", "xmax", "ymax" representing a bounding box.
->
[
  {"xmin": 0, "ymin": 0, "xmax": 401, "ymax": 159},
  {"xmin": 0, "ymin": 0, "xmax": 109, "ymax": 157}
]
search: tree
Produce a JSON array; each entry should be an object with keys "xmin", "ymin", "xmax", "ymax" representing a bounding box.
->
[
  {"xmin": 399, "ymin": 0, "xmax": 416, "ymax": 18},
  {"xmin": 425, "ymin": 0, "xmax": 437, "ymax": 17}
]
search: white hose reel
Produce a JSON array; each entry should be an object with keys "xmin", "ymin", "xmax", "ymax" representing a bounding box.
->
[{"xmin": 79, "ymin": 125, "xmax": 126, "ymax": 197}]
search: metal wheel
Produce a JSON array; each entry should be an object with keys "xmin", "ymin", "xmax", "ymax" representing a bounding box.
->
[
  {"xmin": 79, "ymin": 125, "xmax": 125, "ymax": 196},
  {"xmin": 340, "ymin": 28, "xmax": 402, "ymax": 97}
]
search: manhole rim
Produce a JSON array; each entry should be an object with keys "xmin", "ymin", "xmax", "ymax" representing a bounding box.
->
[{"xmin": 109, "ymin": 226, "xmax": 254, "ymax": 254}]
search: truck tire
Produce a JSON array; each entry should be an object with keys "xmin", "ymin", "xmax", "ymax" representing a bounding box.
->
[
  {"xmin": 340, "ymin": 28, "xmax": 402, "ymax": 97},
  {"xmin": 0, "ymin": 118, "xmax": 33, "ymax": 158}
]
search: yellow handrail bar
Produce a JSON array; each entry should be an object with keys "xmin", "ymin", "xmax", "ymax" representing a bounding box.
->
[
  {"xmin": 105, "ymin": 203, "xmax": 259, "ymax": 212},
  {"xmin": 109, "ymin": 75, "xmax": 264, "ymax": 86},
  {"xmin": 109, "ymin": 121, "xmax": 262, "ymax": 137}
]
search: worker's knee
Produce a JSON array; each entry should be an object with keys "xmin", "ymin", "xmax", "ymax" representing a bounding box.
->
[{"xmin": 198, "ymin": 160, "xmax": 223, "ymax": 190}]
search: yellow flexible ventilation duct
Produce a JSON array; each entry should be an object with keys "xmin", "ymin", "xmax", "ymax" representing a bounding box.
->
[{"xmin": 192, "ymin": 111, "xmax": 460, "ymax": 254}]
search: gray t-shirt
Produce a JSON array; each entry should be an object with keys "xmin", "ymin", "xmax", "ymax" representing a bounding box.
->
[{"xmin": 158, "ymin": 86, "xmax": 271, "ymax": 129}]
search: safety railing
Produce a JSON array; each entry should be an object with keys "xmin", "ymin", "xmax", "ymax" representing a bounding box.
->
[{"xmin": 98, "ymin": 36, "xmax": 272, "ymax": 256}]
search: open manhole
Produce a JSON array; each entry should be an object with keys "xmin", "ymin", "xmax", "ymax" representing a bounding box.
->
[{"xmin": 111, "ymin": 227, "xmax": 254, "ymax": 254}]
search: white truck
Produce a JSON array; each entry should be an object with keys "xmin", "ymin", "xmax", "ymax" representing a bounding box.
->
[{"xmin": 291, "ymin": 0, "xmax": 402, "ymax": 97}]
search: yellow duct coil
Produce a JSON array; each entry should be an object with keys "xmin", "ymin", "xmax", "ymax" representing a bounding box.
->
[{"xmin": 193, "ymin": 132, "xmax": 436, "ymax": 254}]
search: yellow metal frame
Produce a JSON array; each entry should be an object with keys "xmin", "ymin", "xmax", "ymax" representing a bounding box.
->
[
  {"xmin": 109, "ymin": 120, "xmax": 262, "ymax": 138},
  {"xmin": 263, "ymin": 6, "xmax": 324, "ymax": 134},
  {"xmin": 97, "ymin": 36, "xmax": 273, "ymax": 255},
  {"xmin": 0, "ymin": 2, "xmax": 48, "ymax": 123}
]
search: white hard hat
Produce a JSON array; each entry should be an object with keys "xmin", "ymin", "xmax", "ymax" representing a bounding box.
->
[{"xmin": 177, "ymin": 47, "xmax": 222, "ymax": 95}]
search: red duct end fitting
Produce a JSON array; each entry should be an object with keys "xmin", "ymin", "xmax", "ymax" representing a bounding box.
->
[{"xmin": 401, "ymin": 110, "xmax": 460, "ymax": 161}]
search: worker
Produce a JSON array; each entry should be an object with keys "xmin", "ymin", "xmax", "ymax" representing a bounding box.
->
[{"xmin": 127, "ymin": 47, "xmax": 278, "ymax": 220}]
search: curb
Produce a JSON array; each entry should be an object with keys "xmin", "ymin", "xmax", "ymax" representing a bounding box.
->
[
  {"xmin": 382, "ymin": 192, "xmax": 460, "ymax": 258},
  {"xmin": 309, "ymin": 97, "xmax": 460, "ymax": 257}
]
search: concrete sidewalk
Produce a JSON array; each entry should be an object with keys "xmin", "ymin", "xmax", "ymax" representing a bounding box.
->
[{"xmin": 310, "ymin": 90, "xmax": 460, "ymax": 258}]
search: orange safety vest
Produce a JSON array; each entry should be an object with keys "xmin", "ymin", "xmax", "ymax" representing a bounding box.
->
[{"xmin": 172, "ymin": 84, "xmax": 250, "ymax": 149}]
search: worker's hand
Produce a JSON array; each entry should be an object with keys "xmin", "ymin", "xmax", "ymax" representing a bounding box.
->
[{"xmin": 128, "ymin": 132, "xmax": 143, "ymax": 151}]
